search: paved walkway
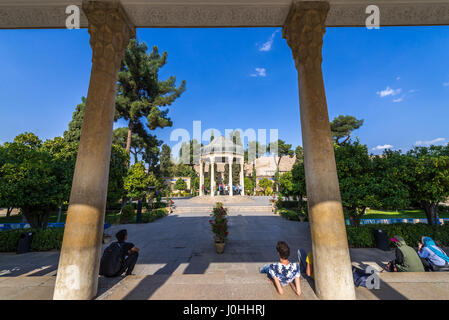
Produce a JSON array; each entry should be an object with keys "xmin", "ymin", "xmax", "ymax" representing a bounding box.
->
[{"xmin": 1, "ymin": 204, "xmax": 449, "ymax": 300}]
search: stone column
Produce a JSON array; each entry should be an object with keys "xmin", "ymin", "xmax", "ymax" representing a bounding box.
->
[
  {"xmin": 199, "ymin": 159, "xmax": 204, "ymax": 196},
  {"xmin": 240, "ymin": 158, "xmax": 245, "ymax": 195},
  {"xmin": 228, "ymin": 156, "xmax": 233, "ymax": 197},
  {"xmin": 53, "ymin": 1, "xmax": 135, "ymax": 300},
  {"xmin": 210, "ymin": 157, "xmax": 215, "ymax": 197},
  {"xmin": 282, "ymin": 1, "xmax": 355, "ymax": 300}
]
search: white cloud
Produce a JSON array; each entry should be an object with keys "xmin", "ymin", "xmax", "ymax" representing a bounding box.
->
[
  {"xmin": 372, "ymin": 144, "xmax": 393, "ymax": 151},
  {"xmin": 415, "ymin": 138, "xmax": 446, "ymax": 146},
  {"xmin": 259, "ymin": 30, "xmax": 280, "ymax": 52},
  {"xmin": 393, "ymin": 96, "xmax": 404, "ymax": 103},
  {"xmin": 408, "ymin": 89, "xmax": 416, "ymax": 93},
  {"xmin": 376, "ymin": 86, "xmax": 401, "ymax": 98},
  {"xmin": 443, "ymin": 82, "xmax": 449, "ymax": 87},
  {"xmin": 250, "ymin": 67, "xmax": 266, "ymax": 77}
]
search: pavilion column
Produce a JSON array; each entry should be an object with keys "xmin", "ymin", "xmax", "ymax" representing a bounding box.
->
[
  {"xmin": 282, "ymin": 1, "xmax": 355, "ymax": 300},
  {"xmin": 240, "ymin": 159, "xmax": 244, "ymax": 195},
  {"xmin": 53, "ymin": 1, "xmax": 135, "ymax": 300},
  {"xmin": 228, "ymin": 156, "xmax": 233, "ymax": 197},
  {"xmin": 210, "ymin": 158, "xmax": 215, "ymax": 197},
  {"xmin": 199, "ymin": 159, "xmax": 204, "ymax": 196}
]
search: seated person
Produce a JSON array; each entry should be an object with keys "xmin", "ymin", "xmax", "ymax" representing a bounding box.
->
[
  {"xmin": 297, "ymin": 248, "xmax": 313, "ymax": 279},
  {"xmin": 100, "ymin": 229, "xmax": 139, "ymax": 277},
  {"xmin": 385, "ymin": 236, "xmax": 424, "ymax": 272},
  {"xmin": 260, "ymin": 241, "xmax": 302, "ymax": 296},
  {"xmin": 418, "ymin": 236, "xmax": 449, "ymax": 271}
]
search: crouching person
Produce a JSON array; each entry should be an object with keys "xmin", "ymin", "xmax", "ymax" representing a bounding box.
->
[
  {"xmin": 100, "ymin": 229, "xmax": 139, "ymax": 277},
  {"xmin": 260, "ymin": 241, "xmax": 302, "ymax": 296},
  {"xmin": 385, "ymin": 236, "xmax": 424, "ymax": 272},
  {"xmin": 418, "ymin": 236, "xmax": 449, "ymax": 271}
]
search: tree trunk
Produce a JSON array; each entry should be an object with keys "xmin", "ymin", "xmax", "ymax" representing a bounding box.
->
[
  {"xmin": 6, "ymin": 207, "xmax": 13, "ymax": 218},
  {"xmin": 57, "ymin": 202, "xmax": 63, "ymax": 223},
  {"xmin": 422, "ymin": 202, "xmax": 436, "ymax": 225},
  {"xmin": 126, "ymin": 121, "xmax": 133, "ymax": 156},
  {"xmin": 42, "ymin": 209, "xmax": 50, "ymax": 229},
  {"xmin": 298, "ymin": 195, "xmax": 303, "ymax": 212},
  {"xmin": 348, "ymin": 208, "xmax": 361, "ymax": 227},
  {"xmin": 432, "ymin": 203, "xmax": 439, "ymax": 225},
  {"xmin": 136, "ymin": 199, "xmax": 142, "ymax": 223}
]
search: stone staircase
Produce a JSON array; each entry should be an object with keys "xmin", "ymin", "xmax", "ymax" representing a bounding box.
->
[{"xmin": 172, "ymin": 205, "xmax": 273, "ymax": 214}]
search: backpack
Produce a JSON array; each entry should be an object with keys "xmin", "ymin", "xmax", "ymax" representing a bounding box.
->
[
  {"xmin": 352, "ymin": 266, "xmax": 371, "ymax": 288},
  {"xmin": 99, "ymin": 242, "xmax": 124, "ymax": 277}
]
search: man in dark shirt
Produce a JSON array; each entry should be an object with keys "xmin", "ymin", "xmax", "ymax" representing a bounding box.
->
[{"xmin": 115, "ymin": 229, "xmax": 139, "ymax": 276}]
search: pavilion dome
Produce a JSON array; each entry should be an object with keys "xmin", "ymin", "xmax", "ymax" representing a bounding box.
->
[{"xmin": 200, "ymin": 136, "xmax": 244, "ymax": 156}]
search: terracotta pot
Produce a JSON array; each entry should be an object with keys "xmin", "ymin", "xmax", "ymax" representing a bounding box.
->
[{"xmin": 215, "ymin": 241, "xmax": 225, "ymax": 254}]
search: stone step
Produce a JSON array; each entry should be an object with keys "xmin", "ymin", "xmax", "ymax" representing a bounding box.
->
[{"xmin": 173, "ymin": 206, "xmax": 273, "ymax": 213}]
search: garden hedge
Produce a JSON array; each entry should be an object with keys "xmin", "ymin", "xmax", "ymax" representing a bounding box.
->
[
  {"xmin": 0, "ymin": 228, "xmax": 64, "ymax": 252},
  {"xmin": 141, "ymin": 208, "xmax": 167, "ymax": 223},
  {"xmin": 346, "ymin": 223, "xmax": 449, "ymax": 248}
]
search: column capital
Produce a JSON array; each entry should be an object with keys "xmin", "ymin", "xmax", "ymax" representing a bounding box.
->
[
  {"xmin": 82, "ymin": 0, "xmax": 136, "ymax": 75},
  {"xmin": 282, "ymin": 1, "xmax": 329, "ymax": 70}
]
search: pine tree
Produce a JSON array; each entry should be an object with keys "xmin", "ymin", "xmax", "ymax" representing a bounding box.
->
[
  {"xmin": 63, "ymin": 97, "xmax": 86, "ymax": 143},
  {"xmin": 115, "ymin": 39, "xmax": 186, "ymax": 158}
]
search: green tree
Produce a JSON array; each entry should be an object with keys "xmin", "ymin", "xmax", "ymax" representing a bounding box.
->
[
  {"xmin": 63, "ymin": 97, "xmax": 86, "ymax": 143},
  {"xmin": 42, "ymin": 137, "xmax": 78, "ymax": 221},
  {"xmin": 371, "ymin": 150, "xmax": 411, "ymax": 211},
  {"xmin": 160, "ymin": 144, "xmax": 174, "ymax": 177},
  {"xmin": 244, "ymin": 177, "xmax": 254, "ymax": 195},
  {"xmin": 295, "ymin": 145, "xmax": 304, "ymax": 163},
  {"xmin": 124, "ymin": 162, "xmax": 151, "ymax": 223},
  {"xmin": 251, "ymin": 167, "xmax": 257, "ymax": 196},
  {"xmin": 246, "ymin": 140, "xmax": 266, "ymax": 163},
  {"xmin": 407, "ymin": 144, "xmax": 449, "ymax": 225},
  {"xmin": 279, "ymin": 172, "xmax": 294, "ymax": 199},
  {"xmin": 335, "ymin": 141, "xmax": 378, "ymax": 226},
  {"xmin": 172, "ymin": 162, "xmax": 195, "ymax": 177},
  {"xmin": 259, "ymin": 178, "xmax": 273, "ymax": 193},
  {"xmin": 174, "ymin": 178, "xmax": 187, "ymax": 191},
  {"xmin": 330, "ymin": 115, "xmax": 364, "ymax": 145},
  {"xmin": 291, "ymin": 161, "xmax": 307, "ymax": 210},
  {"xmin": 115, "ymin": 39, "xmax": 186, "ymax": 156},
  {"xmin": 107, "ymin": 144, "xmax": 130, "ymax": 208},
  {"xmin": 179, "ymin": 139, "xmax": 201, "ymax": 171},
  {"xmin": 124, "ymin": 162, "xmax": 151, "ymax": 199},
  {"xmin": 268, "ymin": 139, "xmax": 294, "ymax": 192},
  {"xmin": 0, "ymin": 136, "xmax": 59, "ymax": 228}
]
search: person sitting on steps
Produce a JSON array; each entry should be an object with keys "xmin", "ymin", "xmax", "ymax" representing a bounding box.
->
[
  {"xmin": 99, "ymin": 229, "xmax": 139, "ymax": 277},
  {"xmin": 260, "ymin": 241, "xmax": 302, "ymax": 297}
]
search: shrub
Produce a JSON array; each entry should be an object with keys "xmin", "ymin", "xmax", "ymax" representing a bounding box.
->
[
  {"xmin": 30, "ymin": 228, "xmax": 64, "ymax": 251},
  {"xmin": 120, "ymin": 204, "xmax": 135, "ymax": 224},
  {"xmin": 346, "ymin": 223, "xmax": 449, "ymax": 248},
  {"xmin": 0, "ymin": 229, "xmax": 23, "ymax": 252},
  {"xmin": 0, "ymin": 228, "xmax": 64, "ymax": 252},
  {"xmin": 210, "ymin": 203, "xmax": 228, "ymax": 243},
  {"xmin": 141, "ymin": 208, "xmax": 167, "ymax": 223},
  {"xmin": 278, "ymin": 209, "xmax": 301, "ymax": 221}
]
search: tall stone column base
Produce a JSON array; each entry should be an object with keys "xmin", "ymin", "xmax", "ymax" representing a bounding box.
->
[
  {"xmin": 283, "ymin": 1, "xmax": 355, "ymax": 300},
  {"xmin": 53, "ymin": 0, "xmax": 135, "ymax": 300}
]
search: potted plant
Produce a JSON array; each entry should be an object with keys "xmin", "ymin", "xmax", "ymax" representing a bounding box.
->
[
  {"xmin": 298, "ymin": 206, "xmax": 308, "ymax": 222},
  {"xmin": 209, "ymin": 202, "xmax": 228, "ymax": 254}
]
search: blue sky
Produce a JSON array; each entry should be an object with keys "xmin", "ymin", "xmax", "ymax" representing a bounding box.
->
[{"xmin": 0, "ymin": 26, "xmax": 448, "ymax": 156}]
